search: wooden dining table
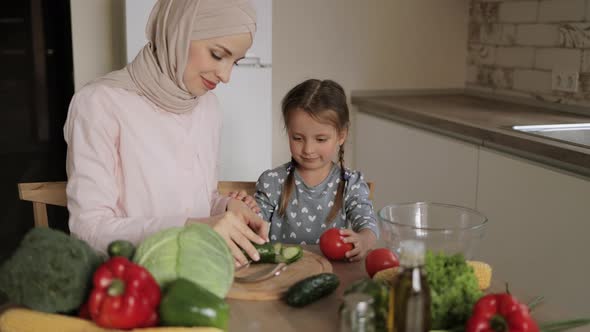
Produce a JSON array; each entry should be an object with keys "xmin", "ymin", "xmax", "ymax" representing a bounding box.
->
[
  {"xmin": 227, "ymin": 245, "xmax": 364, "ymax": 332},
  {"xmin": 0, "ymin": 246, "xmax": 578, "ymax": 332},
  {"xmin": 227, "ymin": 245, "xmax": 575, "ymax": 332}
]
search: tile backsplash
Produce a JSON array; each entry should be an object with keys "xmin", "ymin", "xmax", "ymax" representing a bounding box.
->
[{"xmin": 467, "ymin": 0, "xmax": 590, "ymax": 109}]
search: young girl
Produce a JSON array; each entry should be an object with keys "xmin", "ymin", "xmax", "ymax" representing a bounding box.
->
[{"xmin": 254, "ymin": 79, "xmax": 378, "ymax": 261}]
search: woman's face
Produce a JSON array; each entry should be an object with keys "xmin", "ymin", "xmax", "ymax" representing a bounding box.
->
[{"xmin": 183, "ymin": 33, "xmax": 252, "ymax": 97}]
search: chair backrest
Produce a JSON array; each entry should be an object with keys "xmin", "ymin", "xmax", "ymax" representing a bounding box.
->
[
  {"xmin": 18, "ymin": 182, "xmax": 67, "ymax": 227},
  {"xmin": 217, "ymin": 181, "xmax": 256, "ymax": 196},
  {"xmin": 18, "ymin": 180, "xmax": 374, "ymax": 227}
]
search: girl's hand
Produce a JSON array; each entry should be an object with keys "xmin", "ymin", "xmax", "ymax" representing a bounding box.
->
[
  {"xmin": 228, "ymin": 190, "xmax": 261, "ymax": 214},
  {"xmin": 341, "ymin": 228, "xmax": 377, "ymax": 262},
  {"xmin": 187, "ymin": 199, "xmax": 269, "ymax": 267}
]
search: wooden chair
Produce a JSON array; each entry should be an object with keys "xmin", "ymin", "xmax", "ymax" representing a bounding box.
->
[
  {"xmin": 18, "ymin": 182, "xmax": 67, "ymax": 227},
  {"xmin": 18, "ymin": 181, "xmax": 374, "ymax": 227}
]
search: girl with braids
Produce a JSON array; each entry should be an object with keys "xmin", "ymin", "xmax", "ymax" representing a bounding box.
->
[{"xmin": 254, "ymin": 79, "xmax": 378, "ymax": 261}]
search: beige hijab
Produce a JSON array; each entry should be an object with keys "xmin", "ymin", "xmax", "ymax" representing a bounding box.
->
[{"xmin": 95, "ymin": 0, "xmax": 256, "ymax": 113}]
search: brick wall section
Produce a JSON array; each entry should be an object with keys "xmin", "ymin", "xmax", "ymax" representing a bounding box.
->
[{"xmin": 467, "ymin": 0, "xmax": 590, "ymax": 108}]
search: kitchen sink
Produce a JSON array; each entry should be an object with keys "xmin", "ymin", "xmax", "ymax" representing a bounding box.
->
[{"xmin": 511, "ymin": 123, "xmax": 590, "ymax": 148}]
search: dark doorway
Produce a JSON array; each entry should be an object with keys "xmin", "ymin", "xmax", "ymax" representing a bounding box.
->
[{"xmin": 0, "ymin": 0, "xmax": 73, "ymax": 262}]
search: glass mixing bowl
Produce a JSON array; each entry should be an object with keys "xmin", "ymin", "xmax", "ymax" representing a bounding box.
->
[{"xmin": 378, "ymin": 202, "xmax": 488, "ymax": 259}]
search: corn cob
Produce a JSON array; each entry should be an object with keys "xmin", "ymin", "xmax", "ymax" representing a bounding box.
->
[
  {"xmin": 372, "ymin": 260, "xmax": 492, "ymax": 291},
  {"xmin": 0, "ymin": 308, "xmax": 223, "ymax": 332},
  {"xmin": 372, "ymin": 267, "xmax": 400, "ymax": 286},
  {"xmin": 0, "ymin": 308, "xmax": 104, "ymax": 332},
  {"xmin": 467, "ymin": 260, "xmax": 492, "ymax": 290}
]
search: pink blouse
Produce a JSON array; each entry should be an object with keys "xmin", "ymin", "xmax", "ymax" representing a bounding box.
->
[{"xmin": 64, "ymin": 83, "xmax": 230, "ymax": 252}]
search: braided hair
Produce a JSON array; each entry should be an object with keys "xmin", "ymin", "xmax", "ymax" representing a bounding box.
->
[{"xmin": 277, "ymin": 79, "xmax": 349, "ymax": 224}]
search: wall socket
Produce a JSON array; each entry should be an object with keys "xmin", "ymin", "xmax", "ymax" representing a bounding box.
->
[{"xmin": 551, "ymin": 70, "xmax": 579, "ymax": 92}]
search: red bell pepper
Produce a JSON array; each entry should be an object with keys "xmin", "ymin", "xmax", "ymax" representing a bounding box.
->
[
  {"xmin": 466, "ymin": 293, "xmax": 539, "ymax": 332},
  {"xmin": 85, "ymin": 256, "xmax": 161, "ymax": 329}
]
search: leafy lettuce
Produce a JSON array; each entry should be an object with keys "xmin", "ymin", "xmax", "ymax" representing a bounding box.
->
[{"xmin": 425, "ymin": 251, "xmax": 483, "ymax": 329}]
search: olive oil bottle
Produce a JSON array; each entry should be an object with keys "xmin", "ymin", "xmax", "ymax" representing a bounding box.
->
[{"xmin": 387, "ymin": 240, "xmax": 431, "ymax": 332}]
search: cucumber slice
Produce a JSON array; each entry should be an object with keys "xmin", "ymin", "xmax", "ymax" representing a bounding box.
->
[
  {"xmin": 273, "ymin": 242, "xmax": 283, "ymax": 255},
  {"xmin": 248, "ymin": 242, "xmax": 303, "ymax": 264},
  {"xmin": 281, "ymin": 246, "xmax": 303, "ymax": 264}
]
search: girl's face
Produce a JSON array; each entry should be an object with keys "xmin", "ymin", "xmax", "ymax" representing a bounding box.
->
[
  {"xmin": 183, "ymin": 33, "xmax": 252, "ymax": 97},
  {"xmin": 287, "ymin": 108, "xmax": 347, "ymax": 174}
]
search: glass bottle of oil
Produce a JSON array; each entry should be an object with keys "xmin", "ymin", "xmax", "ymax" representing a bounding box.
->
[{"xmin": 387, "ymin": 240, "xmax": 431, "ymax": 332}]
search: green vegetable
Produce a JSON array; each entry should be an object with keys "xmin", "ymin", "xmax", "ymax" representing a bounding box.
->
[
  {"xmin": 425, "ymin": 251, "xmax": 482, "ymax": 330},
  {"xmin": 159, "ymin": 278, "xmax": 229, "ymax": 330},
  {"xmin": 133, "ymin": 223, "xmax": 233, "ymax": 298},
  {"xmin": 273, "ymin": 242, "xmax": 283, "ymax": 256},
  {"xmin": 281, "ymin": 245, "xmax": 303, "ymax": 264},
  {"xmin": 284, "ymin": 273, "xmax": 339, "ymax": 307},
  {"xmin": 107, "ymin": 240, "xmax": 135, "ymax": 259},
  {"xmin": 0, "ymin": 227, "xmax": 103, "ymax": 313},
  {"xmin": 249, "ymin": 242, "xmax": 303, "ymax": 264},
  {"xmin": 342, "ymin": 278, "xmax": 389, "ymax": 332},
  {"xmin": 252, "ymin": 242, "xmax": 280, "ymax": 263}
]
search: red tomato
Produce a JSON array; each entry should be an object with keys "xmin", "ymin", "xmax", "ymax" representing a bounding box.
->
[
  {"xmin": 364, "ymin": 248, "xmax": 399, "ymax": 277},
  {"xmin": 319, "ymin": 228, "xmax": 353, "ymax": 260}
]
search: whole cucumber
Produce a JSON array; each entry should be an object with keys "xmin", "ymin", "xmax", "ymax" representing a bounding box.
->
[{"xmin": 284, "ymin": 273, "xmax": 340, "ymax": 307}]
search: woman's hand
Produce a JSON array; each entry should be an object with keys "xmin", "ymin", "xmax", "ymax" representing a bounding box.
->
[
  {"xmin": 228, "ymin": 190, "xmax": 261, "ymax": 214},
  {"xmin": 187, "ymin": 199, "xmax": 269, "ymax": 267},
  {"xmin": 341, "ymin": 228, "xmax": 377, "ymax": 262}
]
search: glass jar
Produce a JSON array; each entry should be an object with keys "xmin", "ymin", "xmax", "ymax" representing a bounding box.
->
[{"xmin": 340, "ymin": 292, "xmax": 376, "ymax": 332}]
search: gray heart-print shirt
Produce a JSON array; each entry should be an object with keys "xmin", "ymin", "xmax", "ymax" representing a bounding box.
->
[{"xmin": 254, "ymin": 162, "xmax": 378, "ymax": 245}]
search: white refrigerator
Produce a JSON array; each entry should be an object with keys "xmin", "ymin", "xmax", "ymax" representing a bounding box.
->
[{"xmin": 125, "ymin": 0, "xmax": 272, "ymax": 181}]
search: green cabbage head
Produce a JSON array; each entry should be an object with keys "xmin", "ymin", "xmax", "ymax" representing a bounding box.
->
[{"xmin": 133, "ymin": 223, "xmax": 234, "ymax": 298}]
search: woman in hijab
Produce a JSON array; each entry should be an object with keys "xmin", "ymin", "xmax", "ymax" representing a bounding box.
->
[{"xmin": 63, "ymin": 0, "xmax": 267, "ymax": 267}]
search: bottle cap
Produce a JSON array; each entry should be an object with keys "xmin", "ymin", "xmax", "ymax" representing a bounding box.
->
[{"xmin": 399, "ymin": 240, "xmax": 425, "ymax": 267}]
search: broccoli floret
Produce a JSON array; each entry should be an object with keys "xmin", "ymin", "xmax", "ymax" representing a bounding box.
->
[
  {"xmin": 425, "ymin": 251, "xmax": 483, "ymax": 329},
  {"xmin": 0, "ymin": 227, "xmax": 104, "ymax": 313}
]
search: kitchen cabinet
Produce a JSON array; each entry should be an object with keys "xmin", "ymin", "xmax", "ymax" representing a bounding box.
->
[
  {"xmin": 476, "ymin": 148, "xmax": 590, "ymax": 318},
  {"xmin": 354, "ymin": 112, "xmax": 479, "ymax": 211},
  {"xmin": 355, "ymin": 112, "xmax": 590, "ymax": 317}
]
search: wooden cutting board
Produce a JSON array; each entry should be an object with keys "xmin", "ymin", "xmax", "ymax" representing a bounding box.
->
[{"xmin": 226, "ymin": 250, "xmax": 332, "ymax": 301}]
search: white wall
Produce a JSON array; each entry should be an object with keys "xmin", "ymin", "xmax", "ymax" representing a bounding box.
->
[
  {"xmin": 272, "ymin": 0, "xmax": 469, "ymax": 167},
  {"xmin": 125, "ymin": 0, "xmax": 156, "ymax": 63},
  {"xmin": 70, "ymin": 0, "xmax": 126, "ymax": 90},
  {"xmin": 69, "ymin": 0, "xmax": 470, "ymax": 164}
]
